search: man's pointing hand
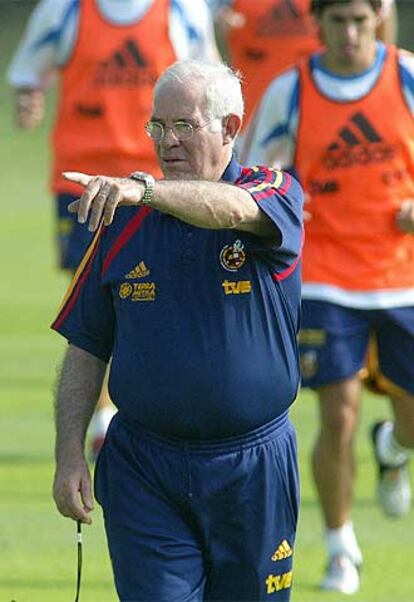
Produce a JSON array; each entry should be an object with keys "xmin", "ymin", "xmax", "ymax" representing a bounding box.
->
[{"xmin": 63, "ymin": 171, "xmax": 146, "ymax": 231}]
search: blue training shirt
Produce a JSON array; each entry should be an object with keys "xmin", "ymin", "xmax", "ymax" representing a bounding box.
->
[{"xmin": 52, "ymin": 156, "xmax": 304, "ymax": 439}]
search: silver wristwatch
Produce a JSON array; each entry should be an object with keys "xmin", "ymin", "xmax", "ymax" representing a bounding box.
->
[{"xmin": 129, "ymin": 171, "xmax": 155, "ymax": 205}]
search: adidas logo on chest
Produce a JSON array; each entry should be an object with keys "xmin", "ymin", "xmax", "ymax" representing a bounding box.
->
[{"xmin": 93, "ymin": 38, "xmax": 157, "ymax": 88}]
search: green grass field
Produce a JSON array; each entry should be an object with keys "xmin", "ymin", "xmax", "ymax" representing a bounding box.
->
[{"xmin": 1, "ymin": 3, "xmax": 414, "ymax": 601}]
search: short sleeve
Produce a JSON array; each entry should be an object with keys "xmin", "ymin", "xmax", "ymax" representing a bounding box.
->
[
  {"xmin": 237, "ymin": 166, "xmax": 304, "ymax": 272},
  {"xmin": 51, "ymin": 228, "xmax": 115, "ymax": 363}
]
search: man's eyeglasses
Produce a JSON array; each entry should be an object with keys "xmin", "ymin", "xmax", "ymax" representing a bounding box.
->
[{"xmin": 144, "ymin": 119, "xmax": 218, "ymax": 142}]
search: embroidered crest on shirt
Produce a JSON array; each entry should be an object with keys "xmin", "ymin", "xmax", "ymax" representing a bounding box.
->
[
  {"xmin": 125, "ymin": 261, "xmax": 150, "ymax": 279},
  {"xmin": 219, "ymin": 240, "xmax": 247, "ymax": 272}
]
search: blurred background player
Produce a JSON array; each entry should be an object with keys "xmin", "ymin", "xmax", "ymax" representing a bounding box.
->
[
  {"xmin": 7, "ymin": 0, "xmax": 219, "ymax": 457},
  {"xmin": 242, "ymin": 0, "xmax": 414, "ymax": 594},
  {"xmin": 208, "ymin": 0, "xmax": 396, "ymax": 136}
]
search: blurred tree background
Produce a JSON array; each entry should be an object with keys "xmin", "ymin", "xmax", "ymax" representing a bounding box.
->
[{"xmin": 1, "ymin": 0, "xmax": 413, "ymax": 61}]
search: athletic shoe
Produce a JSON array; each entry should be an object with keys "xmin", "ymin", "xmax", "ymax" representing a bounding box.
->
[
  {"xmin": 371, "ymin": 421, "xmax": 411, "ymax": 517},
  {"xmin": 320, "ymin": 554, "xmax": 360, "ymax": 595}
]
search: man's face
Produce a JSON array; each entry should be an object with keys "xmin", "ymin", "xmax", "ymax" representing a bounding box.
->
[
  {"xmin": 150, "ymin": 82, "xmax": 226, "ymax": 181},
  {"xmin": 317, "ymin": 0, "xmax": 379, "ymax": 72}
]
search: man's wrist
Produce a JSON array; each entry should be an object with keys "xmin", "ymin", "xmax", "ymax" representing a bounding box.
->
[{"xmin": 129, "ymin": 171, "xmax": 155, "ymax": 205}]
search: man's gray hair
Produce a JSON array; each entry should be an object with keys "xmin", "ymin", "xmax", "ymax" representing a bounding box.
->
[{"xmin": 154, "ymin": 60, "xmax": 244, "ymax": 127}]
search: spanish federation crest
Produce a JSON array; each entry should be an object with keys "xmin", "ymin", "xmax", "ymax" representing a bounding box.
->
[{"xmin": 219, "ymin": 240, "xmax": 247, "ymax": 272}]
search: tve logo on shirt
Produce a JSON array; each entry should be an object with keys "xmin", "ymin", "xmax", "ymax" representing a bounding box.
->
[
  {"xmin": 94, "ymin": 38, "xmax": 157, "ymax": 87},
  {"xmin": 222, "ymin": 280, "xmax": 252, "ymax": 295},
  {"xmin": 265, "ymin": 570, "xmax": 293, "ymax": 595}
]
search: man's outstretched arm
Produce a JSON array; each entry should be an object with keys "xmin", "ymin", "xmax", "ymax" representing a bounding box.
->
[{"xmin": 63, "ymin": 172, "xmax": 276, "ymax": 238}]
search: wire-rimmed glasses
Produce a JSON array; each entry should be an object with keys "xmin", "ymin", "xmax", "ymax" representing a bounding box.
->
[{"xmin": 144, "ymin": 118, "xmax": 218, "ymax": 142}]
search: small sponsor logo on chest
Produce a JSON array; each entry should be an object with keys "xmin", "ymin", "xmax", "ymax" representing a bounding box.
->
[
  {"xmin": 119, "ymin": 281, "xmax": 156, "ymax": 302},
  {"xmin": 125, "ymin": 261, "xmax": 150, "ymax": 279}
]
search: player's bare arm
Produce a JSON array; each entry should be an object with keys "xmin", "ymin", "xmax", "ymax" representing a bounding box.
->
[
  {"xmin": 396, "ymin": 200, "xmax": 414, "ymax": 233},
  {"xmin": 15, "ymin": 88, "xmax": 45, "ymax": 129},
  {"xmin": 214, "ymin": 5, "xmax": 245, "ymax": 37},
  {"xmin": 63, "ymin": 171, "xmax": 275, "ymax": 238},
  {"xmin": 53, "ymin": 344, "xmax": 106, "ymax": 524}
]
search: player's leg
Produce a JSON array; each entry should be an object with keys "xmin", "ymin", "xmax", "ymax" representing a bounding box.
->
[
  {"xmin": 372, "ymin": 392, "xmax": 414, "ymax": 516},
  {"xmin": 313, "ymin": 378, "xmax": 363, "ymax": 593},
  {"xmin": 299, "ymin": 300, "xmax": 369, "ymax": 594},
  {"xmin": 94, "ymin": 415, "xmax": 205, "ymax": 601},
  {"xmin": 391, "ymin": 393, "xmax": 414, "ymax": 451},
  {"xmin": 369, "ymin": 307, "xmax": 414, "ymax": 516},
  {"xmin": 313, "ymin": 378, "xmax": 361, "ymax": 530}
]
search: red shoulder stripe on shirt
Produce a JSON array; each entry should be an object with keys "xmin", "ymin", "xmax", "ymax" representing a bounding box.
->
[
  {"xmin": 272, "ymin": 251, "xmax": 302, "ymax": 282},
  {"xmin": 102, "ymin": 206, "xmax": 152, "ymax": 276},
  {"xmin": 272, "ymin": 229, "xmax": 304, "ymax": 282},
  {"xmin": 242, "ymin": 168, "xmax": 286, "ymax": 202},
  {"xmin": 52, "ymin": 224, "xmax": 104, "ymax": 330},
  {"xmin": 241, "ymin": 166, "xmax": 276, "ymax": 191},
  {"xmin": 277, "ymin": 171, "xmax": 292, "ymax": 195}
]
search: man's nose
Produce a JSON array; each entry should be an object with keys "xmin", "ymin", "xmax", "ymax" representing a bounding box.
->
[
  {"xmin": 161, "ymin": 126, "xmax": 180, "ymax": 147},
  {"xmin": 344, "ymin": 21, "xmax": 358, "ymax": 42}
]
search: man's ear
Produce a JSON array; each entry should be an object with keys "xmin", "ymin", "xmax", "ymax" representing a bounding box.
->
[
  {"xmin": 311, "ymin": 14, "xmax": 324, "ymax": 46},
  {"xmin": 223, "ymin": 114, "xmax": 242, "ymax": 145},
  {"xmin": 374, "ymin": 10, "xmax": 383, "ymax": 34}
]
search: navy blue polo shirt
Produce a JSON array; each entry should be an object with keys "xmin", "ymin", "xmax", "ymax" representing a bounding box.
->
[{"xmin": 52, "ymin": 157, "xmax": 304, "ymax": 439}]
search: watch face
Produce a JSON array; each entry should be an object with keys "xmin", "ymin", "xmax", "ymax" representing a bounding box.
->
[
  {"xmin": 130, "ymin": 171, "xmax": 146, "ymax": 182},
  {"xmin": 130, "ymin": 172, "xmax": 154, "ymax": 204}
]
